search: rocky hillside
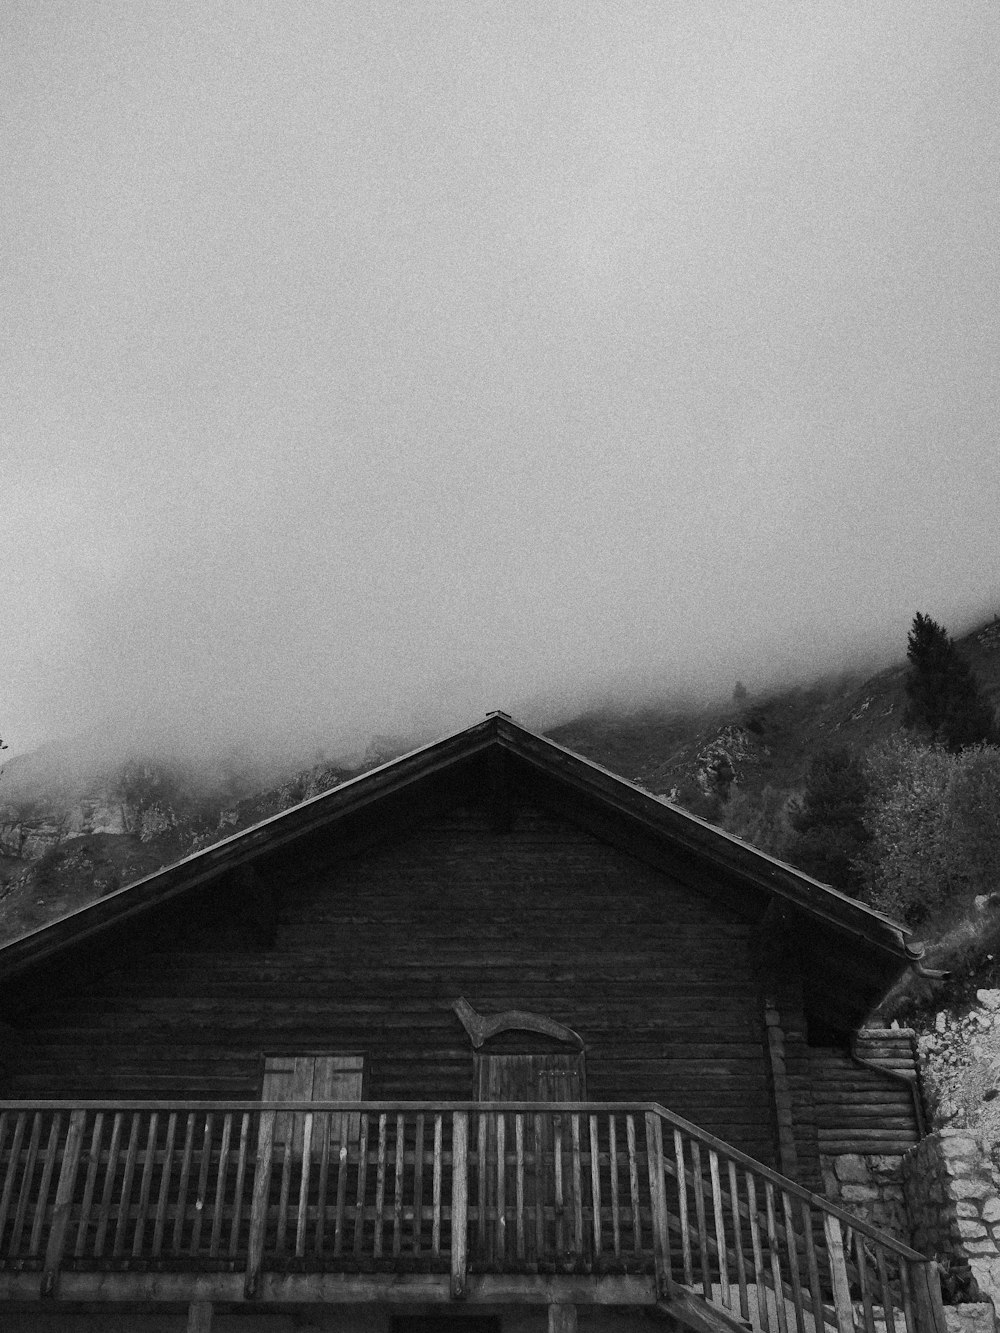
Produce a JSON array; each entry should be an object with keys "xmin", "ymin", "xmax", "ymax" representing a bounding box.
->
[
  {"xmin": 2, "ymin": 613, "xmax": 999, "ymax": 949},
  {"xmin": 551, "ymin": 615, "xmax": 1000, "ymax": 812},
  {"xmin": 0, "ymin": 739, "xmax": 408, "ymax": 943}
]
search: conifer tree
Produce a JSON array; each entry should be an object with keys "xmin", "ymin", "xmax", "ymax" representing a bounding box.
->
[
  {"xmin": 904, "ymin": 612, "xmax": 995, "ymax": 750},
  {"xmin": 788, "ymin": 747, "xmax": 869, "ymax": 894}
]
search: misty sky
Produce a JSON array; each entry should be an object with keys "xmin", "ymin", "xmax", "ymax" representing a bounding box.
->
[{"xmin": 3, "ymin": 3, "xmax": 1000, "ymax": 762}]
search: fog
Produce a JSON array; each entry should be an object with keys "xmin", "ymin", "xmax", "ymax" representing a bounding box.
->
[{"xmin": 3, "ymin": 4, "xmax": 999, "ymax": 768}]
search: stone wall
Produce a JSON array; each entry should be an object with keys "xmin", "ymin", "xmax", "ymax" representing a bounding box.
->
[
  {"xmin": 820, "ymin": 1152, "xmax": 910, "ymax": 1242},
  {"xmin": 903, "ymin": 1130, "xmax": 1000, "ymax": 1307}
]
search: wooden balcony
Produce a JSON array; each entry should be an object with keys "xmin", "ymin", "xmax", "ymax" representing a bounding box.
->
[{"xmin": 0, "ymin": 1100, "xmax": 945, "ymax": 1333}]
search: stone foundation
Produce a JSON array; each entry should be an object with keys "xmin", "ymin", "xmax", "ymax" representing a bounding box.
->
[
  {"xmin": 820, "ymin": 1152, "xmax": 909, "ymax": 1241},
  {"xmin": 904, "ymin": 1130, "xmax": 1000, "ymax": 1308}
]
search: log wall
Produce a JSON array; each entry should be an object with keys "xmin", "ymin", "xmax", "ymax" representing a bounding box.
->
[
  {"xmin": 3, "ymin": 804, "xmax": 780, "ymax": 1164},
  {"xmin": 811, "ymin": 1030, "xmax": 921, "ymax": 1156}
]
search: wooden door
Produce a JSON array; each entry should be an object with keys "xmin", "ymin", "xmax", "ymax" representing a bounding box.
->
[
  {"xmin": 473, "ymin": 1052, "xmax": 585, "ymax": 1102},
  {"xmin": 473, "ymin": 1052, "xmax": 585, "ymax": 1266}
]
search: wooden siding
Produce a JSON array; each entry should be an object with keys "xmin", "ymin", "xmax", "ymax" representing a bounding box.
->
[
  {"xmin": 3, "ymin": 804, "xmax": 777, "ymax": 1164},
  {"xmin": 811, "ymin": 1030, "xmax": 921, "ymax": 1156}
]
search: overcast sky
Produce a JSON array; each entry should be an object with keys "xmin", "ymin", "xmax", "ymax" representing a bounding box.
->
[{"xmin": 3, "ymin": 3, "xmax": 999, "ymax": 764}]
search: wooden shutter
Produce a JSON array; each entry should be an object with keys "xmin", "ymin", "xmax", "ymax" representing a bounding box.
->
[{"xmin": 262, "ymin": 1054, "xmax": 364, "ymax": 1154}]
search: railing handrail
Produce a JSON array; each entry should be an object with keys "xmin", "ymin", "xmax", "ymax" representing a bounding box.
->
[
  {"xmin": 648, "ymin": 1103, "xmax": 928, "ymax": 1261},
  {"xmin": 0, "ymin": 1097, "xmax": 930, "ymax": 1262}
]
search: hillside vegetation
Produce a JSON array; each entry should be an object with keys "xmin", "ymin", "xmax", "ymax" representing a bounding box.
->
[{"xmin": 2, "ymin": 615, "xmax": 1000, "ymax": 1017}]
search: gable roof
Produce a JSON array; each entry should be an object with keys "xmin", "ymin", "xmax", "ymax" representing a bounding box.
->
[{"xmin": 0, "ymin": 712, "xmax": 920, "ymax": 1026}]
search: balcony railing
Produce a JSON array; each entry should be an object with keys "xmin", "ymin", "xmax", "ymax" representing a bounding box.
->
[{"xmin": 0, "ymin": 1101, "xmax": 945, "ymax": 1333}]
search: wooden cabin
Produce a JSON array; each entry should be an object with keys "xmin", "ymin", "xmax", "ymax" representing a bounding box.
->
[{"xmin": 0, "ymin": 713, "xmax": 942, "ymax": 1333}]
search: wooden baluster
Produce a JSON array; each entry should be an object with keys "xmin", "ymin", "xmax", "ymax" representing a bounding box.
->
[
  {"xmin": 10, "ymin": 1112, "xmax": 43, "ymax": 1258},
  {"xmin": 781, "ymin": 1190, "xmax": 805, "ymax": 1333},
  {"xmin": 609, "ymin": 1115, "xmax": 621, "ymax": 1260},
  {"xmin": 554, "ymin": 1111, "xmax": 566, "ymax": 1258},
  {"xmin": 477, "ymin": 1111, "xmax": 488, "ymax": 1259},
  {"xmin": 800, "ymin": 1200, "xmax": 824, "ymax": 1333},
  {"xmin": 589, "ymin": 1114, "xmax": 601, "ymax": 1263},
  {"xmin": 392, "ymin": 1113, "xmax": 405, "ymax": 1258},
  {"xmin": 132, "ymin": 1112, "xmax": 160, "ymax": 1258},
  {"xmin": 728, "ymin": 1159, "xmax": 749, "ymax": 1321},
  {"xmin": 625, "ymin": 1114, "xmax": 642, "ymax": 1259},
  {"xmin": 353, "ymin": 1113, "xmax": 369, "ymax": 1256},
  {"xmin": 152, "ymin": 1112, "xmax": 176, "ymax": 1258},
  {"xmin": 853, "ymin": 1224, "xmax": 876, "ymax": 1333},
  {"xmin": 412, "ymin": 1112, "xmax": 425, "ymax": 1256},
  {"xmin": 274, "ymin": 1116, "xmax": 294, "ymax": 1255},
  {"xmin": 331, "ymin": 1113, "xmax": 348, "ymax": 1256},
  {"xmin": 94, "ymin": 1111, "xmax": 125, "ymax": 1259},
  {"xmin": 113, "ymin": 1112, "xmax": 142, "ymax": 1257},
  {"xmin": 570, "ymin": 1114, "xmax": 583, "ymax": 1261},
  {"xmin": 172, "ymin": 1113, "xmax": 197, "ymax": 1254},
  {"xmin": 746, "ymin": 1173, "xmax": 771, "ymax": 1333},
  {"xmin": 899, "ymin": 1257, "xmax": 918, "ymax": 1333},
  {"xmin": 674, "ymin": 1131, "xmax": 692, "ymax": 1286},
  {"xmin": 822, "ymin": 1211, "xmax": 855, "ymax": 1333},
  {"xmin": 315, "ymin": 1108, "xmax": 332, "ymax": 1257},
  {"xmin": 709, "ymin": 1149, "xmax": 729, "ymax": 1307},
  {"xmin": 373, "ymin": 1112, "xmax": 387, "ymax": 1258},
  {"xmin": 210, "ymin": 1112, "xmax": 233, "ymax": 1258},
  {"xmin": 189, "ymin": 1113, "xmax": 215, "ymax": 1256},
  {"xmin": 689, "ymin": 1140, "xmax": 711, "ymax": 1299},
  {"xmin": 912, "ymin": 1258, "xmax": 948, "ymax": 1333},
  {"xmin": 516, "ymin": 1113, "xmax": 526, "ymax": 1262},
  {"xmin": 645, "ymin": 1112, "xmax": 672, "ymax": 1299},
  {"xmin": 534, "ymin": 1112, "xmax": 545, "ymax": 1259},
  {"xmin": 876, "ymin": 1244, "xmax": 896, "ymax": 1333},
  {"xmin": 75, "ymin": 1112, "xmax": 105, "ymax": 1259},
  {"xmin": 30, "ymin": 1114, "xmax": 64, "ymax": 1258},
  {"xmin": 295, "ymin": 1111, "xmax": 314, "ymax": 1258},
  {"xmin": 764, "ymin": 1180, "xmax": 789, "ymax": 1333},
  {"xmin": 0, "ymin": 1113, "xmax": 27, "ymax": 1248},
  {"xmin": 496, "ymin": 1111, "xmax": 507, "ymax": 1264},
  {"xmin": 41, "ymin": 1109, "xmax": 85, "ymax": 1298},
  {"xmin": 245, "ymin": 1108, "xmax": 274, "ymax": 1300},
  {"xmin": 451, "ymin": 1111, "xmax": 469, "ymax": 1299},
  {"xmin": 432, "ymin": 1113, "xmax": 443, "ymax": 1258},
  {"xmin": 229, "ymin": 1113, "xmax": 250, "ymax": 1259}
]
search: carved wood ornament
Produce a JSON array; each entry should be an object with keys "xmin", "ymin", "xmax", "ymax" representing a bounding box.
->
[{"xmin": 452, "ymin": 997, "xmax": 584, "ymax": 1050}]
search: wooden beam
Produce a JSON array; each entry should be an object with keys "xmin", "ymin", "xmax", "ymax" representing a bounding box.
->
[
  {"xmin": 0, "ymin": 1269, "xmax": 657, "ymax": 1306},
  {"xmin": 487, "ymin": 745, "xmax": 514, "ymax": 833},
  {"xmin": 188, "ymin": 1301, "xmax": 213, "ymax": 1332},
  {"xmin": 762, "ymin": 998, "xmax": 798, "ymax": 1179},
  {"xmin": 549, "ymin": 1304, "xmax": 577, "ymax": 1333},
  {"xmin": 450, "ymin": 1110, "xmax": 468, "ymax": 1298},
  {"xmin": 656, "ymin": 1285, "xmax": 752, "ymax": 1333}
]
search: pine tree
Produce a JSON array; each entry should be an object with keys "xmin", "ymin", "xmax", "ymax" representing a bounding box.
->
[
  {"xmin": 787, "ymin": 746, "xmax": 870, "ymax": 894},
  {"xmin": 904, "ymin": 612, "xmax": 995, "ymax": 750}
]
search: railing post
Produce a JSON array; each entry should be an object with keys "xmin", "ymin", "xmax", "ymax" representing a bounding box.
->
[
  {"xmin": 451, "ymin": 1111, "xmax": 469, "ymax": 1299},
  {"xmin": 244, "ymin": 1110, "xmax": 274, "ymax": 1300},
  {"xmin": 41, "ymin": 1109, "xmax": 86, "ymax": 1299},
  {"xmin": 822, "ymin": 1212, "xmax": 855, "ymax": 1333},
  {"xmin": 645, "ymin": 1111, "xmax": 674, "ymax": 1298},
  {"xmin": 911, "ymin": 1259, "xmax": 948, "ymax": 1333}
]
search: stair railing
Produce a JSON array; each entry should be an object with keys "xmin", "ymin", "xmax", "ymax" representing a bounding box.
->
[{"xmin": 651, "ymin": 1102, "xmax": 947, "ymax": 1333}]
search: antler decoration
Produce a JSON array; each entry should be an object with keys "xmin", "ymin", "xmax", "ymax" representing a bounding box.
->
[{"xmin": 452, "ymin": 996, "xmax": 584, "ymax": 1050}]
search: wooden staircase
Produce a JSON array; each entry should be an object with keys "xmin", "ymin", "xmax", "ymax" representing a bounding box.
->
[{"xmin": 0, "ymin": 1099, "xmax": 947, "ymax": 1333}]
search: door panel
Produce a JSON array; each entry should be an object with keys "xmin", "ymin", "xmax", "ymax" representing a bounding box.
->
[
  {"xmin": 473, "ymin": 1052, "xmax": 585, "ymax": 1101},
  {"xmin": 472, "ymin": 1051, "xmax": 585, "ymax": 1267}
]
